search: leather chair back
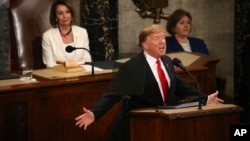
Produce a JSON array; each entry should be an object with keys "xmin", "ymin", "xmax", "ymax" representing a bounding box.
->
[{"xmin": 8, "ymin": 0, "xmax": 54, "ymax": 71}]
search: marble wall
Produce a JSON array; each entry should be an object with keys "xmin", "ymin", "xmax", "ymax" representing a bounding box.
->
[
  {"xmin": 118, "ymin": 0, "xmax": 234, "ymax": 101},
  {"xmin": 234, "ymin": 0, "xmax": 250, "ymax": 123}
]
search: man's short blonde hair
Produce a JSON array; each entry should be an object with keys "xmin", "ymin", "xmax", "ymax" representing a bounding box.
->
[{"xmin": 139, "ymin": 24, "xmax": 165, "ymax": 47}]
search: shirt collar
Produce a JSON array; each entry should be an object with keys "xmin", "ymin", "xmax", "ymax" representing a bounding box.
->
[{"xmin": 144, "ymin": 51, "xmax": 158, "ymax": 67}]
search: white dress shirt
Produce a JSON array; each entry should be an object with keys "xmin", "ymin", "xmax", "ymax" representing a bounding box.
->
[{"xmin": 144, "ymin": 52, "xmax": 171, "ymax": 100}]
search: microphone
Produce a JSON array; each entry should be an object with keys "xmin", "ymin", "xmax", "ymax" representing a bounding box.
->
[
  {"xmin": 172, "ymin": 58, "xmax": 188, "ymax": 72},
  {"xmin": 65, "ymin": 45, "xmax": 76, "ymax": 53},
  {"xmin": 172, "ymin": 58, "xmax": 203, "ymax": 109},
  {"xmin": 65, "ymin": 45, "xmax": 94, "ymax": 76}
]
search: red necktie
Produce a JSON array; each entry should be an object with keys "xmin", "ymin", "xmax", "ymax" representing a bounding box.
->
[{"xmin": 156, "ymin": 59, "xmax": 168, "ymax": 102}]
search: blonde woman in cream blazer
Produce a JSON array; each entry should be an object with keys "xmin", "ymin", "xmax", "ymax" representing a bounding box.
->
[
  {"xmin": 42, "ymin": 0, "xmax": 91, "ymax": 68},
  {"xmin": 42, "ymin": 25, "xmax": 91, "ymax": 68}
]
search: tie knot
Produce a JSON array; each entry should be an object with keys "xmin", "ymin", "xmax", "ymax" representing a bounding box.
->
[{"xmin": 156, "ymin": 59, "xmax": 161, "ymax": 65}]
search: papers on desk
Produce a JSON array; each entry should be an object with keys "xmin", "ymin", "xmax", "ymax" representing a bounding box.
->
[
  {"xmin": 80, "ymin": 64, "xmax": 103, "ymax": 71},
  {"xmin": 85, "ymin": 58, "xmax": 131, "ymax": 70},
  {"xmin": 33, "ymin": 66, "xmax": 113, "ymax": 79},
  {"xmin": 33, "ymin": 59, "xmax": 130, "ymax": 79},
  {"xmin": 115, "ymin": 58, "xmax": 131, "ymax": 63},
  {"xmin": 157, "ymin": 101, "xmax": 200, "ymax": 109},
  {"xmin": 166, "ymin": 52, "xmax": 200, "ymax": 66},
  {"xmin": 157, "ymin": 96, "xmax": 207, "ymax": 109}
]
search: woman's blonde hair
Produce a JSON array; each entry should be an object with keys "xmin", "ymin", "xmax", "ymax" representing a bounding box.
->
[{"xmin": 139, "ymin": 24, "xmax": 165, "ymax": 47}]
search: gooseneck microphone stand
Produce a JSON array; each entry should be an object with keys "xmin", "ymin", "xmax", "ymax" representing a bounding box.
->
[
  {"xmin": 172, "ymin": 58, "xmax": 203, "ymax": 109},
  {"xmin": 65, "ymin": 46, "xmax": 94, "ymax": 76}
]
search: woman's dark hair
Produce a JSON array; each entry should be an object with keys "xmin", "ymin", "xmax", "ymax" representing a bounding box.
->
[
  {"xmin": 166, "ymin": 9, "xmax": 192, "ymax": 35},
  {"xmin": 49, "ymin": 0, "xmax": 75, "ymax": 27}
]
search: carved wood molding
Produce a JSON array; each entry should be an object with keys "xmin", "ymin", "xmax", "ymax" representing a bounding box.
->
[{"xmin": 132, "ymin": 0, "xmax": 170, "ymax": 23}]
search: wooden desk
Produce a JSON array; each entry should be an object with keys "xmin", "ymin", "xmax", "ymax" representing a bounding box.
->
[
  {"xmin": 130, "ymin": 104, "xmax": 243, "ymax": 141},
  {"xmin": 168, "ymin": 52, "xmax": 220, "ymax": 94},
  {"xmin": 0, "ymin": 53, "xmax": 220, "ymax": 141},
  {"xmin": 0, "ymin": 73, "xmax": 120, "ymax": 141}
]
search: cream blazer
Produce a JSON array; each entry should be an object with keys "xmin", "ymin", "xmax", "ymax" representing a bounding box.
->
[{"xmin": 42, "ymin": 25, "xmax": 91, "ymax": 68}]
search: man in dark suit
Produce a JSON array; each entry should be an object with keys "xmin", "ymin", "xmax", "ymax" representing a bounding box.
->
[{"xmin": 75, "ymin": 24, "xmax": 224, "ymax": 141}]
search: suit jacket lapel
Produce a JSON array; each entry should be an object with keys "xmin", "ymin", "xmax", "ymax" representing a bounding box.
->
[
  {"xmin": 161, "ymin": 56, "xmax": 174, "ymax": 83},
  {"xmin": 161, "ymin": 56, "xmax": 177, "ymax": 104}
]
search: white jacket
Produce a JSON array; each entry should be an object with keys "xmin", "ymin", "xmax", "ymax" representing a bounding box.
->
[{"xmin": 42, "ymin": 25, "xmax": 91, "ymax": 68}]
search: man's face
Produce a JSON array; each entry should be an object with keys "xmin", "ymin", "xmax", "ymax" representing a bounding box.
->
[{"xmin": 142, "ymin": 32, "xmax": 166, "ymax": 59}]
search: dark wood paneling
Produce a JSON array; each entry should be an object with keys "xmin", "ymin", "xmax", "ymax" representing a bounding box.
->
[
  {"xmin": 130, "ymin": 106, "xmax": 241, "ymax": 141},
  {"xmin": 0, "ymin": 87, "xmax": 36, "ymax": 141}
]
